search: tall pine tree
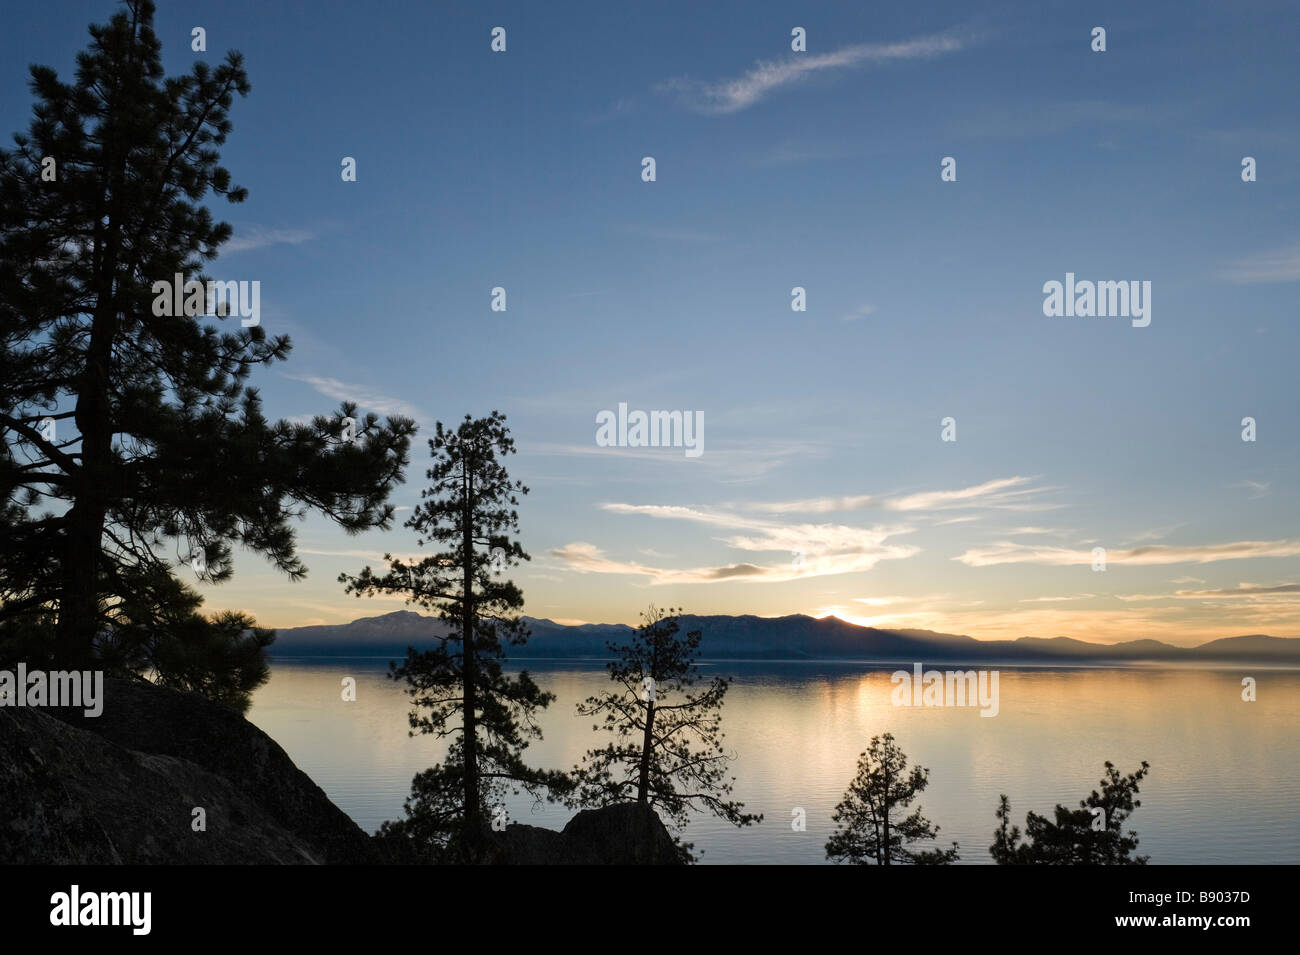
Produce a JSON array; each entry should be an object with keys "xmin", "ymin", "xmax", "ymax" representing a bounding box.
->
[
  {"xmin": 343, "ymin": 412, "xmax": 568, "ymax": 862},
  {"xmin": 0, "ymin": 1, "xmax": 414, "ymax": 694}
]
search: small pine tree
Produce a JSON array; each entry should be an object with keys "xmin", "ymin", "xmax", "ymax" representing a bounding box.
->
[
  {"xmin": 826, "ymin": 733, "xmax": 959, "ymax": 865},
  {"xmin": 991, "ymin": 760, "xmax": 1151, "ymax": 864},
  {"xmin": 568, "ymin": 605, "xmax": 760, "ymax": 861}
]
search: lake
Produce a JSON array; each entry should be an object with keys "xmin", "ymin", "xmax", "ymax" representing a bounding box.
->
[{"xmin": 247, "ymin": 659, "xmax": 1300, "ymax": 864}]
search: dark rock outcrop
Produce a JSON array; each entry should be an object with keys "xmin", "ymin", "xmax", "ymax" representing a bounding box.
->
[
  {"xmin": 485, "ymin": 802, "xmax": 683, "ymax": 865},
  {"xmin": 3, "ymin": 676, "xmax": 682, "ymax": 865},
  {"xmin": 1, "ymin": 677, "xmax": 378, "ymax": 864}
]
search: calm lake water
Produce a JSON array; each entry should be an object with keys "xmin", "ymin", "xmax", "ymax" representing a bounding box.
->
[{"xmin": 248, "ymin": 659, "xmax": 1300, "ymax": 864}]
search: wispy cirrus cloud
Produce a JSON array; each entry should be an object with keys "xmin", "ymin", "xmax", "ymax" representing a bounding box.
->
[
  {"xmin": 600, "ymin": 503, "xmax": 751, "ymax": 530},
  {"xmin": 284, "ymin": 374, "xmax": 423, "ymax": 420},
  {"xmin": 747, "ymin": 476, "xmax": 1052, "ymax": 516},
  {"xmin": 224, "ymin": 226, "xmax": 315, "ymax": 255},
  {"xmin": 550, "ymin": 539, "xmax": 915, "ymax": 586},
  {"xmin": 601, "ymin": 502, "xmax": 916, "ymax": 561},
  {"xmin": 853, "ymin": 595, "xmax": 911, "ymax": 607},
  {"xmin": 1173, "ymin": 583, "xmax": 1300, "ymax": 599},
  {"xmin": 658, "ymin": 30, "xmax": 978, "ymax": 114},
  {"xmin": 1116, "ymin": 584, "xmax": 1300, "ymax": 623},
  {"xmin": 957, "ymin": 538, "xmax": 1300, "ymax": 568},
  {"xmin": 1121, "ymin": 524, "xmax": 1185, "ymax": 545},
  {"xmin": 549, "ymin": 542, "xmax": 768, "ymax": 584},
  {"xmin": 747, "ymin": 493, "xmax": 879, "ymax": 515},
  {"xmin": 550, "ymin": 501, "xmax": 918, "ymax": 585},
  {"xmin": 885, "ymin": 476, "xmax": 1055, "ymax": 512},
  {"xmin": 1221, "ymin": 241, "xmax": 1300, "ymax": 284},
  {"xmin": 1230, "ymin": 479, "xmax": 1271, "ymax": 499},
  {"xmin": 839, "ymin": 304, "xmax": 878, "ymax": 322},
  {"xmin": 586, "ymin": 96, "xmax": 636, "ymax": 124}
]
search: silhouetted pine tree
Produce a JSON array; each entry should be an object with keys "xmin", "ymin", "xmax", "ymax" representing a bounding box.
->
[
  {"xmin": 568, "ymin": 605, "xmax": 760, "ymax": 862},
  {"xmin": 826, "ymin": 732, "xmax": 959, "ymax": 865},
  {"xmin": 990, "ymin": 760, "xmax": 1151, "ymax": 864},
  {"xmin": 0, "ymin": 0, "xmax": 414, "ymax": 706},
  {"xmin": 343, "ymin": 413, "xmax": 568, "ymax": 862}
]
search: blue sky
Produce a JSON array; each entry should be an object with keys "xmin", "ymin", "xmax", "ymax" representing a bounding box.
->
[{"xmin": 5, "ymin": 1, "xmax": 1299, "ymax": 642}]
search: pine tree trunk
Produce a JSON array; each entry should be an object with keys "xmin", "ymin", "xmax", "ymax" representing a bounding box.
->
[
  {"xmin": 882, "ymin": 766, "xmax": 891, "ymax": 865},
  {"xmin": 460, "ymin": 457, "xmax": 480, "ymax": 855},
  {"xmin": 57, "ymin": 498, "xmax": 104, "ymax": 666},
  {"xmin": 636, "ymin": 630, "xmax": 659, "ymax": 804},
  {"xmin": 56, "ymin": 224, "xmax": 117, "ymax": 666},
  {"xmin": 636, "ymin": 697, "xmax": 655, "ymax": 803}
]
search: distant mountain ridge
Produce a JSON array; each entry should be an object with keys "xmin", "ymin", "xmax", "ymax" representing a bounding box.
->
[{"xmin": 270, "ymin": 610, "xmax": 1300, "ymax": 665}]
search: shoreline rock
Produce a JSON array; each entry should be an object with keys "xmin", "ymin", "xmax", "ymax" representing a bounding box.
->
[
  {"xmin": 2, "ymin": 677, "xmax": 378, "ymax": 864},
  {"xmin": 3, "ymin": 676, "xmax": 683, "ymax": 865}
]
